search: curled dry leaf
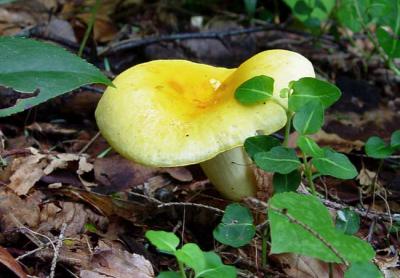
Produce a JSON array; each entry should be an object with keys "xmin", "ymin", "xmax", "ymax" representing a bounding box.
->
[
  {"xmin": 310, "ymin": 130, "xmax": 364, "ymax": 153},
  {"xmin": 80, "ymin": 240, "xmax": 154, "ymax": 278},
  {"xmin": 94, "ymin": 155, "xmax": 192, "ymax": 192},
  {"xmin": 0, "ymin": 246, "xmax": 27, "ymax": 278},
  {"xmin": 7, "ymin": 149, "xmax": 93, "ymax": 195},
  {"xmin": 39, "ymin": 201, "xmax": 108, "ymax": 237},
  {"xmin": 0, "ymin": 188, "xmax": 42, "ymax": 231}
]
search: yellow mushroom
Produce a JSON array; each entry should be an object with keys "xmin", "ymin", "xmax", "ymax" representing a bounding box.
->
[{"xmin": 95, "ymin": 50, "xmax": 315, "ymax": 200}]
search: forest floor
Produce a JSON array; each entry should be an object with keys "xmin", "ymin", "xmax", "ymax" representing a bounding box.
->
[{"xmin": 0, "ymin": 1, "xmax": 399, "ymax": 277}]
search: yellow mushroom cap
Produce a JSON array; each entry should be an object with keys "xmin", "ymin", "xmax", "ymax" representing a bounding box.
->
[{"xmin": 95, "ymin": 50, "xmax": 315, "ymax": 167}]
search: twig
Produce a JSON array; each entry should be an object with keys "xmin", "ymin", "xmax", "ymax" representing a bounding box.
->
[
  {"xmin": 49, "ymin": 223, "xmax": 67, "ymax": 278},
  {"xmin": 100, "ymin": 25, "xmax": 288, "ymax": 56},
  {"xmin": 157, "ymin": 202, "xmax": 224, "ymax": 214},
  {"xmin": 78, "ymin": 131, "xmax": 100, "ymax": 155},
  {"xmin": 16, "ymin": 241, "xmax": 53, "ymax": 261}
]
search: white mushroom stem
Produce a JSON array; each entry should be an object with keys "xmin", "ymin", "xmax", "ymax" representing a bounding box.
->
[{"xmin": 200, "ymin": 146, "xmax": 257, "ymax": 201}]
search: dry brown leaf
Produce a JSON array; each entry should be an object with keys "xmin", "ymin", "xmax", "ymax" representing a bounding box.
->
[
  {"xmin": 311, "ymin": 130, "xmax": 364, "ymax": 153},
  {"xmin": 94, "ymin": 155, "xmax": 159, "ymax": 191},
  {"xmin": 80, "ymin": 240, "xmax": 154, "ymax": 278},
  {"xmin": 39, "ymin": 201, "xmax": 108, "ymax": 236},
  {"xmin": 7, "ymin": 149, "xmax": 94, "ymax": 195},
  {"xmin": 272, "ymin": 253, "xmax": 345, "ymax": 278},
  {"xmin": 0, "ymin": 246, "xmax": 27, "ymax": 278},
  {"xmin": 0, "ymin": 188, "xmax": 42, "ymax": 232}
]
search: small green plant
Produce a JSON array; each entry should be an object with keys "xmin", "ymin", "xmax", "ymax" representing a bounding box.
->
[
  {"xmin": 145, "ymin": 230, "xmax": 237, "ymax": 278},
  {"xmin": 215, "ymin": 74, "xmax": 383, "ymax": 277}
]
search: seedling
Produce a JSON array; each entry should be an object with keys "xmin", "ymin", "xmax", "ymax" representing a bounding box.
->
[
  {"xmin": 218, "ymin": 72, "xmax": 383, "ymax": 277},
  {"xmin": 145, "ymin": 230, "xmax": 236, "ymax": 278},
  {"xmin": 236, "ymin": 75, "xmax": 357, "ymax": 194}
]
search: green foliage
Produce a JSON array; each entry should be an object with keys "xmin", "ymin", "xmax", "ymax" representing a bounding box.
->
[
  {"xmin": 243, "ymin": 0, "xmax": 257, "ymax": 16},
  {"xmin": 0, "ymin": 37, "xmax": 111, "ymax": 117},
  {"xmin": 292, "ymin": 100, "xmax": 324, "ymax": 134},
  {"xmin": 345, "ymin": 261, "xmax": 383, "ymax": 278},
  {"xmin": 158, "ymin": 272, "xmax": 181, "ymax": 278},
  {"xmin": 283, "ymin": 0, "xmax": 335, "ymax": 28},
  {"xmin": 365, "ymin": 130, "xmax": 400, "ymax": 159},
  {"xmin": 244, "ymin": 135, "xmax": 280, "ymax": 160},
  {"xmin": 376, "ymin": 27, "xmax": 400, "ymax": 59},
  {"xmin": 297, "ymin": 135, "xmax": 324, "ymax": 157},
  {"xmin": 269, "ymin": 192, "xmax": 375, "ymax": 263},
  {"xmin": 145, "ymin": 230, "xmax": 236, "ymax": 278},
  {"xmin": 391, "ymin": 130, "xmax": 400, "ymax": 149},
  {"xmin": 313, "ymin": 148, "xmax": 358, "ymax": 179},
  {"xmin": 145, "ymin": 230, "xmax": 180, "ymax": 254},
  {"xmin": 234, "ymin": 75, "xmax": 274, "ymax": 104},
  {"xmin": 254, "ymin": 146, "xmax": 301, "ymax": 174},
  {"xmin": 289, "ymin": 77, "xmax": 341, "ymax": 112},
  {"xmin": 233, "ymin": 64, "xmax": 376, "ymax": 276},
  {"xmin": 336, "ymin": 208, "xmax": 360, "ymax": 235},
  {"xmin": 213, "ymin": 203, "xmax": 255, "ymax": 248},
  {"xmin": 273, "ymin": 170, "xmax": 301, "ymax": 193}
]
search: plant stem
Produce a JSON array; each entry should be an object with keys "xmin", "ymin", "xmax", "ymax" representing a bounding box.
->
[
  {"xmin": 78, "ymin": 0, "xmax": 102, "ymax": 57},
  {"xmin": 283, "ymin": 111, "xmax": 293, "ymax": 147},
  {"xmin": 353, "ymin": 0, "xmax": 400, "ymax": 76},
  {"xmin": 371, "ymin": 159, "xmax": 384, "ymax": 209},
  {"xmin": 328, "ymin": 262, "xmax": 333, "ymax": 278},
  {"xmin": 178, "ymin": 261, "xmax": 187, "ymax": 278},
  {"xmin": 302, "ymin": 153, "xmax": 316, "ymax": 195},
  {"xmin": 261, "ymin": 223, "xmax": 269, "ymax": 267}
]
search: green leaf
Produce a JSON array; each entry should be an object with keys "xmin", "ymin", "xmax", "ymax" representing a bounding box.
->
[
  {"xmin": 244, "ymin": 0, "xmax": 257, "ymax": 16},
  {"xmin": 289, "ymin": 77, "xmax": 341, "ymax": 112},
  {"xmin": 336, "ymin": 0, "xmax": 367, "ymax": 32},
  {"xmin": 294, "ymin": 0, "xmax": 313, "ymax": 15},
  {"xmin": 284, "ymin": 0, "xmax": 334, "ymax": 26},
  {"xmin": 297, "ymin": 135, "xmax": 324, "ymax": 157},
  {"xmin": 269, "ymin": 192, "xmax": 375, "ymax": 263},
  {"xmin": 213, "ymin": 203, "xmax": 255, "ymax": 248},
  {"xmin": 293, "ymin": 100, "xmax": 324, "ymax": 134},
  {"xmin": 336, "ymin": 208, "xmax": 360, "ymax": 235},
  {"xmin": 234, "ymin": 75, "xmax": 274, "ymax": 105},
  {"xmin": 345, "ymin": 261, "xmax": 383, "ymax": 278},
  {"xmin": 371, "ymin": 0, "xmax": 400, "ymax": 35},
  {"xmin": 273, "ymin": 170, "xmax": 301, "ymax": 193},
  {"xmin": 365, "ymin": 136, "xmax": 393, "ymax": 158},
  {"xmin": 157, "ymin": 272, "xmax": 181, "ymax": 278},
  {"xmin": 0, "ymin": 37, "xmax": 111, "ymax": 117},
  {"xmin": 254, "ymin": 146, "xmax": 301, "ymax": 174},
  {"xmin": 391, "ymin": 130, "xmax": 400, "ymax": 150},
  {"xmin": 145, "ymin": 230, "xmax": 179, "ymax": 254},
  {"xmin": 376, "ymin": 27, "xmax": 400, "ymax": 58},
  {"xmin": 0, "ymin": 0, "xmax": 17, "ymax": 4},
  {"xmin": 313, "ymin": 149, "xmax": 358, "ymax": 179},
  {"xmin": 244, "ymin": 135, "xmax": 281, "ymax": 160},
  {"xmin": 197, "ymin": 252, "xmax": 237, "ymax": 278},
  {"xmin": 176, "ymin": 243, "xmax": 205, "ymax": 274}
]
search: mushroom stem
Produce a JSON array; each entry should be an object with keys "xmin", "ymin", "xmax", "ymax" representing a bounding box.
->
[{"xmin": 200, "ymin": 146, "xmax": 257, "ymax": 201}]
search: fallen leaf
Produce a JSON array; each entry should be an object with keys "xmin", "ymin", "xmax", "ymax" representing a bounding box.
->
[
  {"xmin": 39, "ymin": 201, "xmax": 108, "ymax": 236},
  {"xmin": 311, "ymin": 130, "xmax": 364, "ymax": 153},
  {"xmin": 0, "ymin": 246, "xmax": 27, "ymax": 278},
  {"xmin": 80, "ymin": 240, "xmax": 154, "ymax": 278},
  {"xmin": 7, "ymin": 149, "xmax": 94, "ymax": 195}
]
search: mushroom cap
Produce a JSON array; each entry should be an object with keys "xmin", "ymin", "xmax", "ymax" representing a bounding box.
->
[{"xmin": 95, "ymin": 50, "xmax": 315, "ymax": 167}]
